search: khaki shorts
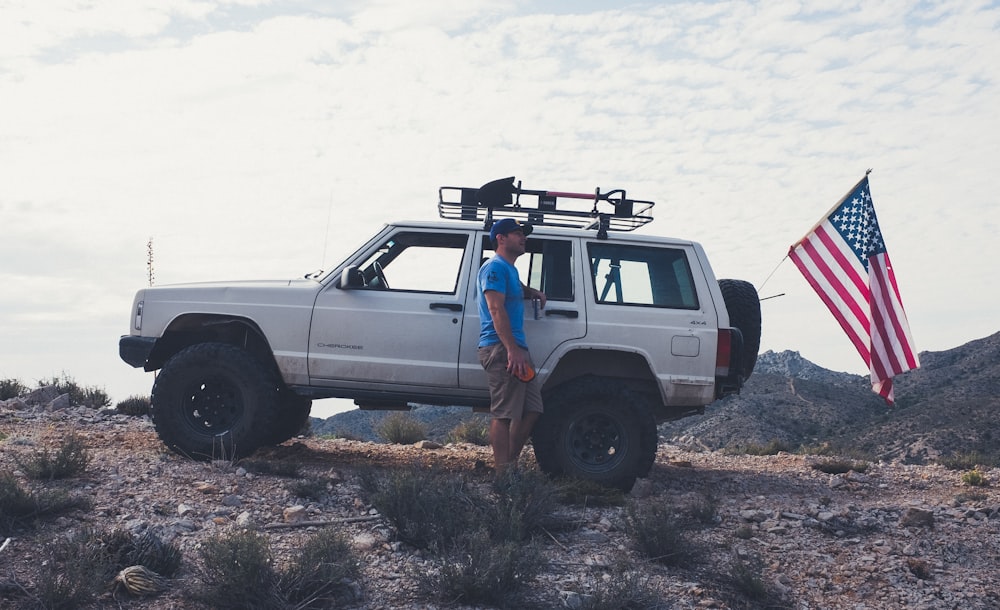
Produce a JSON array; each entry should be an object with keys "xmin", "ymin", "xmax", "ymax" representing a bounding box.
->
[{"xmin": 478, "ymin": 343, "xmax": 544, "ymax": 420}]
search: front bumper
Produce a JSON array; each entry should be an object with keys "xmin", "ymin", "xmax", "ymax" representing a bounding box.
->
[{"xmin": 119, "ymin": 335, "xmax": 156, "ymax": 369}]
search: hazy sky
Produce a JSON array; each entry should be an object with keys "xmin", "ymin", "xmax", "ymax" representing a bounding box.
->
[{"xmin": 2, "ymin": 0, "xmax": 998, "ymax": 418}]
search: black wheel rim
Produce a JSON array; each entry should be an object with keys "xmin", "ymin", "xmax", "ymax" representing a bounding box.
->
[
  {"xmin": 180, "ymin": 375, "xmax": 244, "ymax": 435},
  {"xmin": 566, "ymin": 410, "xmax": 627, "ymax": 474}
]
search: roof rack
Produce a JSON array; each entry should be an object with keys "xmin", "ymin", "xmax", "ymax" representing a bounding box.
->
[{"xmin": 438, "ymin": 176, "xmax": 654, "ymax": 239}]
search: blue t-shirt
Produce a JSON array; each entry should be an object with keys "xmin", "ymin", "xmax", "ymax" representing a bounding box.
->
[{"xmin": 478, "ymin": 256, "xmax": 527, "ymax": 349}]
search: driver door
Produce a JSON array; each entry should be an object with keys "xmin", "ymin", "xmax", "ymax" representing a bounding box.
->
[{"xmin": 309, "ymin": 229, "xmax": 472, "ymax": 388}]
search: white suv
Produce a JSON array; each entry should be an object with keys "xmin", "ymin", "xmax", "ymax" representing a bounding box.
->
[{"xmin": 119, "ymin": 177, "xmax": 760, "ymax": 490}]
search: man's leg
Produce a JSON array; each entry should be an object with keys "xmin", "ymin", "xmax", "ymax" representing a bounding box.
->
[
  {"xmin": 491, "ymin": 417, "xmax": 513, "ymax": 470},
  {"xmin": 508, "ymin": 411, "xmax": 540, "ymax": 462}
]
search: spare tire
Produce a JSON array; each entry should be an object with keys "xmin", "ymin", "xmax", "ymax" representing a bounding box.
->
[{"xmin": 718, "ymin": 279, "xmax": 761, "ymax": 379}]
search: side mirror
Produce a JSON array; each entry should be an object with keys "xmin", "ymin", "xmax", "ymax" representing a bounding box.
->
[{"xmin": 340, "ymin": 266, "xmax": 365, "ymax": 289}]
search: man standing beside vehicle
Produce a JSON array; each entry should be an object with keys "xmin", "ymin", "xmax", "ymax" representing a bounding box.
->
[{"xmin": 478, "ymin": 218, "xmax": 547, "ymax": 472}]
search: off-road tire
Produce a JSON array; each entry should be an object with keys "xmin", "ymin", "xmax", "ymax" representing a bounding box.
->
[
  {"xmin": 719, "ymin": 279, "xmax": 762, "ymax": 379},
  {"xmin": 151, "ymin": 342, "xmax": 280, "ymax": 460},
  {"xmin": 260, "ymin": 390, "xmax": 313, "ymax": 446},
  {"xmin": 532, "ymin": 376, "xmax": 657, "ymax": 492}
]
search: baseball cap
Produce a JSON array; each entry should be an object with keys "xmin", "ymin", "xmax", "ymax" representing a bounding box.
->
[{"xmin": 489, "ymin": 218, "xmax": 533, "ymax": 242}]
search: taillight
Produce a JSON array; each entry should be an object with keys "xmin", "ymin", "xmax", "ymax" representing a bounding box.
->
[{"xmin": 716, "ymin": 329, "xmax": 732, "ymax": 376}]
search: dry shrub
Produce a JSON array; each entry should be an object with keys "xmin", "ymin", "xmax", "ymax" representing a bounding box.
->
[{"xmin": 375, "ymin": 412, "xmax": 427, "ymax": 444}]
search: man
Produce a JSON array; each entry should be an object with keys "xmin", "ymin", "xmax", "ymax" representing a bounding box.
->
[{"xmin": 478, "ymin": 217, "xmax": 547, "ymax": 472}]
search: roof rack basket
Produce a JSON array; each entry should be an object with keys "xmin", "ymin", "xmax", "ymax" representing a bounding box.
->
[{"xmin": 438, "ymin": 176, "xmax": 654, "ymax": 239}]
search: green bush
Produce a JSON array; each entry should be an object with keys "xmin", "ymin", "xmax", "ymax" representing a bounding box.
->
[
  {"xmin": 15, "ymin": 433, "xmax": 90, "ymax": 480},
  {"xmin": 25, "ymin": 526, "xmax": 180, "ymax": 607},
  {"xmin": 361, "ymin": 465, "xmax": 560, "ymax": 606},
  {"xmin": 115, "ymin": 394, "xmax": 151, "ymax": 416},
  {"xmin": 359, "ymin": 466, "xmax": 482, "ymax": 550},
  {"xmin": 961, "ymin": 469, "xmax": 989, "ymax": 487},
  {"xmin": 580, "ymin": 564, "xmax": 670, "ymax": 610},
  {"xmin": 0, "ymin": 471, "xmax": 89, "ymax": 534},
  {"xmin": 728, "ymin": 439, "xmax": 795, "ymax": 456},
  {"xmin": 194, "ymin": 528, "xmax": 359, "ymax": 609},
  {"xmin": 554, "ymin": 477, "xmax": 627, "ymax": 507},
  {"xmin": 0, "ymin": 377, "xmax": 28, "ymax": 400},
  {"xmin": 33, "ymin": 528, "xmax": 114, "ymax": 609},
  {"xmin": 939, "ymin": 451, "xmax": 997, "ymax": 470},
  {"xmin": 195, "ymin": 530, "xmax": 280, "ymax": 609},
  {"xmin": 427, "ymin": 527, "xmax": 545, "ymax": 607},
  {"xmin": 489, "ymin": 467, "xmax": 558, "ymax": 541},
  {"xmin": 447, "ymin": 418, "xmax": 491, "ymax": 445},
  {"xmin": 727, "ymin": 554, "xmax": 770, "ymax": 602},
  {"xmin": 624, "ymin": 500, "xmax": 700, "ymax": 566},
  {"xmin": 36, "ymin": 373, "xmax": 111, "ymax": 409},
  {"xmin": 375, "ymin": 412, "xmax": 427, "ymax": 444},
  {"xmin": 100, "ymin": 528, "xmax": 182, "ymax": 577},
  {"xmin": 281, "ymin": 528, "xmax": 360, "ymax": 607}
]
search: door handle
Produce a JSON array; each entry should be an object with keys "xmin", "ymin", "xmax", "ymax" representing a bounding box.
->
[
  {"xmin": 546, "ymin": 309, "xmax": 579, "ymax": 318},
  {"xmin": 430, "ymin": 303, "xmax": 463, "ymax": 312}
]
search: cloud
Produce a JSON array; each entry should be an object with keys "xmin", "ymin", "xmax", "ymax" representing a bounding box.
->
[{"xmin": 1, "ymin": 0, "xmax": 998, "ymax": 411}]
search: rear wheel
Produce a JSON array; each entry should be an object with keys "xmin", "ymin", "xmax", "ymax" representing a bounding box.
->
[
  {"xmin": 719, "ymin": 279, "xmax": 762, "ymax": 379},
  {"xmin": 151, "ymin": 343, "xmax": 280, "ymax": 460},
  {"xmin": 533, "ymin": 376, "xmax": 657, "ymax": 491}
]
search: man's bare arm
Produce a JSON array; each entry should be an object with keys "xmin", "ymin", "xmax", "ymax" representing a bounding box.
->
[{"xmin": 484, "ymin": 289, "xmax": 531, "ymax": 377}]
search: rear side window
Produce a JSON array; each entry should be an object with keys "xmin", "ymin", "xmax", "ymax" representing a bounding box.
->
[
  {"xmin": 482, "ymin": 236, "xmax": 575, "ymax": 302},
  {"xmin": 588, "ymin": 243, "xmax": 699, "ymax": 309}
]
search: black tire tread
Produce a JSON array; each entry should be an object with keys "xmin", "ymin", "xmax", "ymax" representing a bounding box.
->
[
  {"xmin": 533, "ymin": 376, "xmax": 657, "ymax": 492},
  {"xmin": 718, "ymin": 279, "xmax": 762, "ymax": 379},
  {"xmin": 151, "ymin": 342, "xmax": 280, "ymax": 460}
]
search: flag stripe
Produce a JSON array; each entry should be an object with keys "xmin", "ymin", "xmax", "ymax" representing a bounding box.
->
[
  {"xmin": 870, "ymin": 254, "xmax": 919, "ymax": 369},
  {"xmin": 789, "ymin": 176, "xmax": 918, "ymax": 404},
  {"xmin": 789, "ymin": 227, "xmax": 870, "ymax": 363},
  {"xmin": 789, "ymin": 246, "xmax": 870, "ymax": 365}
]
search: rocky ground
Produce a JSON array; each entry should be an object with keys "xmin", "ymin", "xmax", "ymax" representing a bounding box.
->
[{"xmin": 2, "ymin": 405, "xmax": 999, "ymax": 609}]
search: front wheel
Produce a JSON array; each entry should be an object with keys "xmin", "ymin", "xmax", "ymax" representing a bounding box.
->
[
  {"xmin": 151, "ymin": 343, "xmax": 280, "ymax": 460},
  {"xmin": 260, "ymin": 390, "xmax": 313, "ymax": 446},
  {"xmin": 533, "ymin": 377, "xmax": 657, "ymax": 492}
]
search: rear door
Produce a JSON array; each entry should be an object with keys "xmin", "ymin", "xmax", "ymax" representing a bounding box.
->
[
  {"xmin": 586, "ymin": 240, "xmax": 719, "ymax": 404},
  {"xmin": 458, "ymin": 232, "xmax": 586, "ymax": 388}
]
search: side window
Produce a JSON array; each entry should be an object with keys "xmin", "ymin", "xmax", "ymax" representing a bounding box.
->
[
  {"xmin": 588, "ymin": 243, "xmax": 699, "ymax": 309},
  {"xmin": 481, "ymin": 236, "xmax": 575, "ymax": 301},
  {"xmin": 358, "ymin": 232, "xmax": 468, "ymax": 293}
]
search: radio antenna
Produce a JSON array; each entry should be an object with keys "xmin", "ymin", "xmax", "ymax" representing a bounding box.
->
[{"xmin": 321, "ymin": 190, "xmax": 333, "ymax": 267}]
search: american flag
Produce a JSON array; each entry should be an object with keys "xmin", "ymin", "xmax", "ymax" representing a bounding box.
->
[{"xmin": 789, "ymin": 175, "xmax": 919, "ymax": 403}]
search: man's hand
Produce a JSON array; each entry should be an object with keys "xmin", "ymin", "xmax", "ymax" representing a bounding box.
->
[
  {"xmin": 506, "ymin": 344, "xmax": 532, "ymax": 379},
  {"xmin": 525, "ymin": 286, "xmax": 547, "ymax": 310}
]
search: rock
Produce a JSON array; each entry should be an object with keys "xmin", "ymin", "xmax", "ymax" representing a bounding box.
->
[
  {"xmin": 194, "ymin": 481, "xmax": 220, "ymax": 494},
  {"xmin": 236, "ymin": 511, "xmax": 253, "ymax": 526},
  {"xmin": 283, "ymin": 505, "xmax": 307, "ymax": 523},
  {"xmin": 46, "ymin": 393, "xmax": 71, "ymax": 411},
  {"xmin": 24, "ymin": 385, "xmax": 59, "ymax": 406},
  {"xmin": 177, "ymin": 503, "xmax": 195, "ymax": 517},
  {"xmin": 414, "ymin": 440, "xmax": 442, "ymax": 449},
  {"xmin": 221, "ymin": 494, "xmax": 243, "ymax": 507},
  {"xmin": 352, "ymin": 532, "xmax": 378, "ymax": 551},
  {"xmin": 0, "ymin": 397, "xmax": 28, "ymax": 410},
  {"xmin": 900, "ymin": 508, "xmax": 935, "ymax": 528}
]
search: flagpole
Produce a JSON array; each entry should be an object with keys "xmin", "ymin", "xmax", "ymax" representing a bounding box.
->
[{"xmin": 789, "ymin": 170, "xmax": 873, "ymax": 250}]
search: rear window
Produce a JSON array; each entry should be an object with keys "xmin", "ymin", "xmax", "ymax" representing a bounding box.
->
[{"xmin": 588, "ymin": 243, "xmax": 699, "ymax": 309}]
